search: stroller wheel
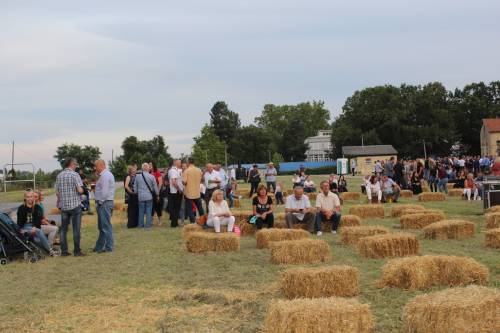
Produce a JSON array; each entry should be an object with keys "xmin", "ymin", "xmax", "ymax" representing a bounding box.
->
[{"xmin": 0, "ymin": 258, "xmax": 8, "ymax": 265}]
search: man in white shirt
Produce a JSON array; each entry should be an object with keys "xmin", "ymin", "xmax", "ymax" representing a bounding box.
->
[
  {"xmin": 381, "ymin": 175, "xmax": 401, "ymax": 203},
  {"xmin": 168, "ymin": 159, "xmax": 183, "ymax": 227},
  {"xmin": 315, "ymin": 181, "xmax": 341, "ymax": 236},
  {"xmin": 285, "ymin": 186, "xmax": 315, "ymax": 233},
  {"xmin": 204, "ymin": 163, "xmax": 221, "ymax": 212},
  {"xmin": 265, "ymin": 162, "xmax": 278, "ymax": 193},
  {"xmin": 214, "ymin": 163, "xmax": 228, "ymax": 194}
]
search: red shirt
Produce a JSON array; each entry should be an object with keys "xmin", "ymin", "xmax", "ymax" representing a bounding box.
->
[{"xmin": 152, "ymin": 170, "xmax": 162, "ymax": 185}]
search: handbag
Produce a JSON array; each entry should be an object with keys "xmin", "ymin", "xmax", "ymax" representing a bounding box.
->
[
  {"xmin": 142, "ymin": 172, "xmax": 158, "ymax": 201},
  {"xmin": 249, "ymin": 215, "xmax": 258, "ymax": 224}
]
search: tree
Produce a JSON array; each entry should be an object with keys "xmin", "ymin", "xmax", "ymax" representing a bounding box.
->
[
  {"xmin": 191, "ymin": 125, "xmax": 226, "ymax": 165},
  {"xmin": 279, "ymin": 119, "xmax": 309, "ymax": 161},
  {"xmin": 271, "ymin": 152, "xmax": 284, "ymax": 171},
  {"xmin": 54, "ymin": 143, "xmax": 101, "ymax": 175},
  {"xmin": 210, "ymin": 101, "xmax": 241, "ymax": 144},
  {"xmin": 229, "ymin": 125, "xmax": 272, "ymax": 164},
  {"xmin": 120, "ymin": 135, "xmax": 172, "ymax": 167},
  {"xmin": 109, "ymin": 157, "xmax": 128, "ymax": 180}
]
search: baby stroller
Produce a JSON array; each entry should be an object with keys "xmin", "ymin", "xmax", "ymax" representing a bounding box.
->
[{"xmin": 0, "ymin": 212, "xmax": 47, "ymax": 265}]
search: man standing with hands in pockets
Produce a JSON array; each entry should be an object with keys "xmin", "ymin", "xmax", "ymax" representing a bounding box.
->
[{"xmin": 93, "ymin": 160, "xmax": 115, "ymax": 253}]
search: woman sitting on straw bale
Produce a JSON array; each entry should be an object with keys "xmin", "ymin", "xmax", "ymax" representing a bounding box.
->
[
  {"xmin": 315, "ymin": 181, "xmax": 342, "ymax": 236},
  {"xmin": 303, "ymin": 176, "xmax": 316, "ymax": 193},
  {"xmin": 285, "ymin": 186, "xmax": 315, "ymax": 233},
  {"xmin": 366, "ymin": 175, "xmax": 382, "ymax": 204},
  {"xmin": 338, "ymin": 175, "xmax": 348, "ymax": 193},
  {"xmin": 463, "ymin": 173, "xmax": 479, "ymax": 201},
  {"xmin": 207, "ymin": 189, "xmax": 235, "ymax": 233},
  {"xmin": 251, "ymin": 185, "xmax": 274, "ymax": 229}
]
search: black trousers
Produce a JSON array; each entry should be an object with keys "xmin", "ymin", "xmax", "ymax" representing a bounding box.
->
[
  {"xmin": 255, "ymin": 213, "xmax": 274, "ymax": 229},
  {"xmin": 127, "ymin": 195, "xmax": 139, "ymax": 228},
  {"xmin": 249, "ymin": 182, "xmax": 260, "ymax": 197},
  {"xmin": 168, "ymin": 192, "xmax": 183, "ymax": 227}
]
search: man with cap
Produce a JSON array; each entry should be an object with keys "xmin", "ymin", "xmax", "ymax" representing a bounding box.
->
[{"xmin": 265, "ymin": 162, "xmax": 278, "ymax": 193}]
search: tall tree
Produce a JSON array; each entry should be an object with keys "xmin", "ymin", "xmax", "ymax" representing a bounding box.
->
[
  {"xmin": 120, "ymin": 135, "xmax": 172, "ymax": 167},
  {"xmin": 191, "ymin": 125, "xmax": 226, "ymax": 165},
  {"xmin": 209, "ymin": 101, "xmax": 241, "ymax": 144},
  {"xmin": 279, "ymin": 119, "xmax": 309, "ymax": 161},
  {"xmin": 229, "ymin": 125, "xmax": 272, "ymax": 163},
  {"xmin": 54, "ymin": 143, "xmax": 101, "ymax": 175}
]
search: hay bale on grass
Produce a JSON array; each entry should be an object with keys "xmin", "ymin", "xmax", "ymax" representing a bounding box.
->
[
  {"xmin": 400, "ymin": 190, "xmax": 413, "ymax": 198},
  {"xmin": 399, "ymin": 212, "xmax": 446, "ymax": 229},
  {"xmin": 485, "ymin": 213, "xmax": 500, "ymax": 229},
  {"xmin": 340, "ymin": 215, "xmax": 361, "ymax": 227},
  {"xmin": 232, "ymin": 210, "xmax": 253, "ymax": 224},
  {"xmin": 357, "ymin": 233, "xmax": 419, "ymax": 259},
  {"xmin": 349, "ymin": 204, "xmax": 385, "ymax": 219},
  {"xmin": 236, "ymin": 220, "xmax": 256, "ymax": 236},
  {"xmin": 50, "ymin": 208, "xmax": 60, "ymax": 215},
  {"xmin": 275, "ymin": 212, "xmax": 286, "ymax": 221},
  {"xmin": 269, "ymin": 239, "xmax": 330, "ymax": 264},
  {"xmin": 422, "ymin": 219, "xmax": 475, "ymax": 240},
  {"xmin": 391, "ymin": 204, "xmax": 425, "ymax": 217},
  {"xmin": 256, "ymin": 229, "xmax": 309, "ymax": 249},
  {"xmin": 113, "ymin": 202, "xmax": 124, "ymax": 211},
  {"xmin": 185, "ymin": 232, "xmax": 239, "ymax": 253},
  {"xmin": 340, "ymin": 226, "xmax": 390, "ymax": 246},
  {"xmin": 182, "ymin": 224, "xmax": 203, "ymax": 239},
  {"xmin": 421, "ymin": 185, "xmax": 430, "ymax": 192},
  {"xmin": 378, "ymin": 255, "xmax": 489, "ymax": 290},
  {"xmin": 418, "ymin": 192, "xmax": 446, "ymax": 202},
  {"xmin": 448, "ymin": 188, "xmax": 463, "ymax": 197},
  {"xmin": 264, "ymin": 297, "xmax": 374, "ymax": 333},
  {"xmin": 403, "ymin": 285, "xmax": 500, "ymax": 333},
  {"xmin": 281, "ymin": 266, "xmax": 359, "ymax": 299},
  {"xmin": 274, "ymin": 220, "xmax": 287, "ymax": 229},
  {"xmin": 340, "ymin": 192, "xmax": 361, "ymax": 201},
  {"xmin": 446, "ymin": 182, "xmax": 455, "ymax": 190},
  {"xmin": 485, "ymin": 228, "xmax": 500, "ymax": 248},
  {"xmin": 486, "ymin": 205, "xmax": 500, "ymax": 213}
]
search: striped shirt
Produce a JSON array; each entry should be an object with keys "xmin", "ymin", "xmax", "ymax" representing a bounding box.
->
[{"xmin": 55, "ymin": 168, "xmax": 83, "ymax": 211}]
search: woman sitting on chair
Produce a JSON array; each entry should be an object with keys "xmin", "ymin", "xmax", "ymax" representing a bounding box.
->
[
  {"xmin": 251, "ymin": 185, "xmax": 274, "ymax": 229},
  {"xmin": 207, "ymin": 189, "xmax": 235, "ymax": 233}
]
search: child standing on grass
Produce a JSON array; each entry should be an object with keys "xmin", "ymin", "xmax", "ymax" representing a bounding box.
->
[{"xmin": 275, "ymin": 181, "xmax": 284, "ymax": 205}]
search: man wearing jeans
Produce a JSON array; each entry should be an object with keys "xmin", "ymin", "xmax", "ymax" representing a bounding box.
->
[
  {"xmin": 182, "ymin": 158, "xmax": 205, "ymax": 223},
  {"xmin": 55, "ymin": 158, "xmax": 84, "ymax": 256},
  {"xmin": 315, "ymin": 181, "xmax": 341, "ymax": 236},
  {"xmin": 265, "ymin": 162, "xmax": 277, "ymax": 193},
  {"xmin": 93, "ymin": 160, "xmax": 115, "ymax": 253},
  {"xmin": 134, "ymin": 163, "xmax": 159, "ymax": 228}
]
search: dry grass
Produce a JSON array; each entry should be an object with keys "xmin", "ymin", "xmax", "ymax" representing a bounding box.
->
[
  {"xmin": 349, "ymin": 204, "xmax": 385, "ymax": 219},
  {"xmin": 113, "ymin": 201, "xmax": 125, "ymax": 211},
  {"xmin": 340, "ymin": 214, "xmax": 362, "ymax": 227},
  {"xmin": 485, "ymin": 212, "xmax": 500, "ymax": 229},
  {"xmin": 357, "ymin": 233, "xmax": 419, "ymax": 259},
  {"xmin": 181, "ymin": 224, "xmax": 203, "ymax": 239},
  {"xmin": 236, "ymin": 220, "xmax": 256, "ymax": 236},
  {"xmin": 340, "ymin": 192, "xmax": 361, "ymax": 201},
  {"xmin": 185, "ymin": 232, "xmax": 239, "ymax": 253},
  {"xmin": 418, "ymin": 192, "xmax": 446, "ymax": 202},
  {"xmin": 399, "ymin": 212, "xmax": 446, "ymax": 229},
  {"xmin": 340, "ymin": 226, "xmax": 390, "ymax": 246},
  {"xmin": 264, "ymin": 297, "xmax": 374, "ymax": 333},
  {"xmin": 448, "ymin": 188, "xmax": 464, "ymax": 197},
  {"xmin": 486, "ymin": 205, "xmax": 500, "ymax": 213},
  {"xmin": 255, "ymin": 228, "xmax": 309, "ymax": 249},
  {"xmin": 485, "ymin": 228, "xmax": 500, "ymax": 248},
  {"xmin": 377, "ymin": 255, "xmax": 489, "ymax": 290},
  {"xmin": 390, "ymin": 204, "xmax": 425, "ymax": 217},
  {"xmin": 280, "ymin": 265, "xmax": 359, "ymax": 299},
  {"xmin": 232, "ymin": 210, "xmax": 253, "ymax": 224},
  {"xmin": 403, "ymin": 285, "xmax": 500, "ymax": 333},
  {"xmin": 422, "ymin": 219, "xmax": 475, "ymax": 240},
  {"xmin": 269, "ymin": 239, "xmax": 331, "ymax": 264},
  {"xmin": 400, "ymin": 190, "xmax": 413, "ymax": 198}
]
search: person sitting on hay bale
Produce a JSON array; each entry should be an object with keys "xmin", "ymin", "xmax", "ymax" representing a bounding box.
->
[
  {"xmin": 463, "ymin": 173, "xmax": 480, "ymax": 201},
  {"xmin": 303, "ymin": 176, "xmax": 316, "ymax": 193},
  {"xmin": 366, "ymin": 175, "xmax": 382, "ymax": 204},
  {"xmin": 207, "ymin": 190, "xmax": 235, "ymax": 233},
  {"xmin": 338, "ymin": 175, "xmax": 348, "ymax": 193},
  {"xmin": 381, "ymin": 175, "xmax": 400, "ymax": 203},
  {"xmin": 250, "ymin": 185, "xmax": 274, "ymax": 230},
  {"xmin": 315, "ymin": 181, "xmax": 341, "ymax": 236},
  {"xmin": 285, "ymin": 186, "xmax": 315, "ymax": 233},
  {"xmin": 275, "ymin": 181, "xmax": 285, "ymax": 205}
]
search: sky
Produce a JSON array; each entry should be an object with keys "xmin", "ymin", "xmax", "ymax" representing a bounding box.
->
[{"xmin": 1, "ymin": 0, "xmax": 499, "ymax": 171}]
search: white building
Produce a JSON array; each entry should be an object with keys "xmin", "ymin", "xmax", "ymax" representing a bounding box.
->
[{"xmin": 305, "ymin": 130, "xmax": 333, "ymax": 162}]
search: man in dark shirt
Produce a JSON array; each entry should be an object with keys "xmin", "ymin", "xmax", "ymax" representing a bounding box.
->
[
  {"xmin": 17, "ymin": 191, "xmax": 52, "ymax": 254},
  {"xmin": 393, "ymin": 160, "xmax": 405, "ymax": 188}
]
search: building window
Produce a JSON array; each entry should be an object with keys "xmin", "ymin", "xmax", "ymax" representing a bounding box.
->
[{"xmin": 496, "ymin": 140, "xmax": 500, "ymax": 155}]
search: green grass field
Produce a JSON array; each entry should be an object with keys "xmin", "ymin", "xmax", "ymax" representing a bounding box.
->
[
  {"xmin": 0, "ymin": 175, "xmax": 498, "ymax": 332},
  {"xmin": 0, "ymin": 188, "xmax": 55, "ymax": 203}
]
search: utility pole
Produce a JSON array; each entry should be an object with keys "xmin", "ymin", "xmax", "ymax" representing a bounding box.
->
[
  {"xmin": 11, "ymin": 141, "xmax": 14, "ymax": 171},
  {"xmin": 224, "ymin": 144, "xmax": 228, "ymax": 170},
  {"xmin": 111, "ymin": 149, "xmax": 114, "ymax": 164},
  {"xmin": 423, "ymin": 139, "xmax": 427, "ymax": 159}
]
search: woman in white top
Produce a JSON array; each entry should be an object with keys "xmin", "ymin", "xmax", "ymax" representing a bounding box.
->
[
  {"xmin": 303, "ymin": 176, "xmax": 316, "ymax": 193},
  {"xmin": 207, "ymin": 189, "xmax": 235, "ymax": 233},
  {"xmin": 366, "ymin": 175, "xmax": 382, "ymax": 203}
]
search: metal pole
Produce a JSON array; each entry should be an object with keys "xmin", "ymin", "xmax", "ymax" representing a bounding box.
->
[
  {"xmin": 224, "ymin": 144, "xmax": 228, "ymax": 170},
  {"xmin": 423, "ymin": 140, "xmax": 427, "ymax": 159},
  {"xmin": 11, "ymin": 141, "xmax": 14, "ymax": 171}
]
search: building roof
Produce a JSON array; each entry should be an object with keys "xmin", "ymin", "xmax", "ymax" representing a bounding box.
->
[
  {"xmin": 483, "ymin": 119, "xmax": 500, "ymax": 133},
  {"xmin": 342, "ymin": 145, "xmax": 398, "ymax": 156}
]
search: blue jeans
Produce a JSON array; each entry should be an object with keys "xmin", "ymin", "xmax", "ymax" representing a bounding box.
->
[
  {"xmin": 438, "ymin": 178, "xmax": 448, "ymax": 194},
  {"xmin": 95, "ymin": 200, "xmax": 114, "ymax": 252},
  {"xmin": 138, "ymin": 200, "xmax": 153, "ymax": 228},
  {"xmin": 315, "ymin": 212, "xmax": 341, "ymax": 232},
  {"xmin": 185, "ymin": 197, "xmax": 205, "ymax": 223},
  {"xmin": 23, "ymin": 224, "xmax": 50, "ymax": 253},
  {"xmin": 61, "ymin": 206, "xmax": 82, "ymax": 255}
]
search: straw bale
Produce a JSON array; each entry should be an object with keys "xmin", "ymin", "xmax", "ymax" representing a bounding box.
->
[
  {"xmin": 421, "ymin": 185, "xmax": 430, "ymax": 192},
  {"xmin": 340, "ymin": 226, "xmax": 390, "ymax": 246},
  {"xmin": 185, "ymin": 232, "xmax": 239, "ymax": 253},
  {"xmin": 486, "ymin": 205, "xmax": 500, "ymax": 213},
  {"xmin": 403, "ymin": 285, "xmax": 500, "ymax": 333},
  {"xmin": 113, "ymin": 201, "xmax": 124, "ymax": 211},
  {"xmin": 274, "ymin": 220, "xmax": 287, "ymax": 229},
  {"xmin": 340, "ymin": 215, "xmax": 362, "ymax": 227},
  {"xmin": 378, "ymin": 255, "xmax": 489, "ymax": 290},
  {"xmin": 256, "ymin": 229, "xmax": 309, "ymax": 249},
  {"xmin": 281, "ymin": 266, "xmax": 359, "ymax": 299},
  {"xmin": 357, "ymin": 233, "xmax": 419, "ymax": 259},
  {"xmin": 390, "ymin": 204, "xmax": 425, "ymax": 217},
  {"xmin": 422, "ymin": 219, "xmax": 475, "ymax": 240},
  {"xmin": 269, "ymin": 239, "xmax": 330, "ymax": 264},
  {"xmin": 50, "ymin": 208, "xmax": 60, "ymax": 215},
  {"xmin": 307, "ymin": 193, "xmax": 317, "ymax": 200},
  {"xmin": 182, "ymin": 224, "xmax": 203, "ymax": 239},
  {"xmin": 232, "ymin": 210, "xmax": 253, "ymax": 223},
  {"xmin": 399, "ymin": 212, "xmax": 446, "ymax": 229},
  {"xmin": 275, "ymin": 212, "xmax": 286, "ymax": 221},
  {"xmin": 485, "ymin": 212, "xmax": 500, "ymax": 229},
  {"xmin": 418, "ymin": 192, "xmax": 446, "ymax": 202},
  {"xmin": 485, "ymin": 228, "xmax": 500, "ymax": 248},
  {"xmin": 264, "ymin": 297, "xmax": 374, "ymax": 333},
  {"xmin": 348, "ymin": 204, "xmax": 385, "ymax": 219},
  {"xmin": 340, "ymin": 192, "xmax": 361, "ymax": 201},
  {"xmin": 236, "ymin": 220, "xmax": 256, "ymax": 236},
  {"xmin": 448, "ymin": 188, "xmax": 464, "ymax": 197},
  {"xmin": 400, "ymin": 190, "xmax": 413, "ymax": 198}
]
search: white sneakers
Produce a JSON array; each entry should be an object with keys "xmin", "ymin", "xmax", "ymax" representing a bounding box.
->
[
  {"xmin": 331, "ymin": 230, "xmax": 337, "ymax": 234},
  {"xmin": 316, "ymin": 231, "xmax": 322, "ymax": 236}
]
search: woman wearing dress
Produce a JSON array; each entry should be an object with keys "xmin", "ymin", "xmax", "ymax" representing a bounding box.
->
[{"xmin": 207, "ymin": 189, "xmax": 235, "ymax": 233}]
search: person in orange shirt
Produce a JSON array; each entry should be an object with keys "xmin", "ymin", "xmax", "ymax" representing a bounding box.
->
[{"xmin": 182, "ymin": 158, "xmax": 205, "ymax": 223}]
